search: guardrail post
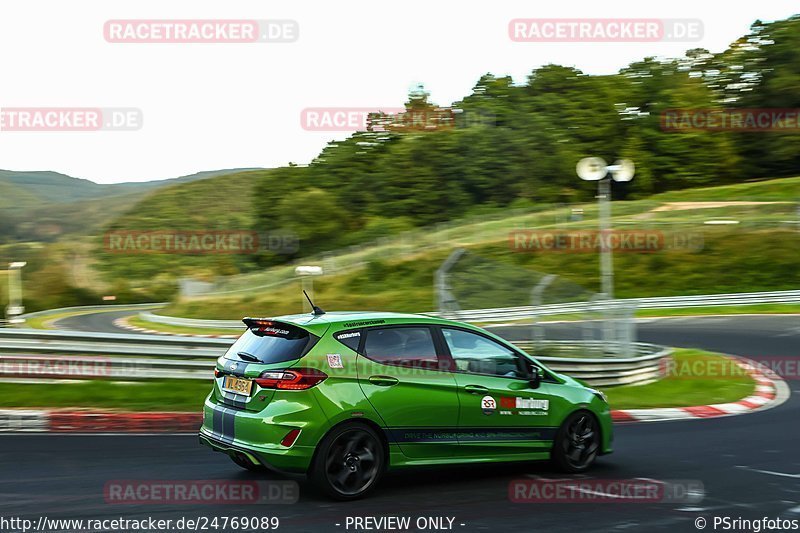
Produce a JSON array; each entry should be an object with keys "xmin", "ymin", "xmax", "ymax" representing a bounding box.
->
[
  {"xmin": 620, "ymin": 300, "xmax": 637, "ymax": 357},
  {"xmin": 435, "ymin": 248, "xmax": 466, "ymax": 318},
  {"xmin": 530, "ymin": 274, "xmax": 557, "ymax": 354}
]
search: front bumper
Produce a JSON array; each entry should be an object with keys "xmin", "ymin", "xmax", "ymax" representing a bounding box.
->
[{"xmin": 599, "ymin": 408, "xmax": 614, "ymax": 455}]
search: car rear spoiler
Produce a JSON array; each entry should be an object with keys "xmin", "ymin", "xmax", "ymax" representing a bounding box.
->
[{"xmin": 242, "ymin": 317, "xmax": 322, "ymax": 339}]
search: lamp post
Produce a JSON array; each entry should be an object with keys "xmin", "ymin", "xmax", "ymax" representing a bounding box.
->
[
  {"xmin": 576, "ymin": 158, "xmax": 635, "ymax": 300},
  {"xmin": 6, "ymin": 261, "xmax": 27, "ymax": 322},
  {"xmin": 294, "ymin": 265, "xmax": 324, "ymax": 312}
]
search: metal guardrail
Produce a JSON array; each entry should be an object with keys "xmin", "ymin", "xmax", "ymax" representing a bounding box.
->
[
  {"xmin": 140, "ymin": 290, "xmax": 800, "ymax": 329},
  {"xmin": 0, "ymin": 328, "xmax": 232, "ymax": 359},
  {"xmin": 6, "ymin": 288, "xmax": 782, "ymax": 385},
  {"xmin": 0, "ymin": 354, "xmax": 212, "ymax": 380},
  {"xmin": 139, "ymin": 311, "xmax": 245, "ymax": 330},
  {"xmin": 439, "ymin": 290, "xmax": 800, "ymax": 323},
  {"xmin": 0, "ymin": 328, "xmax": 670, "ymax": 386},
  {"xmin": 0, "ymin": 343, "xmax": 669, "ymax": 386},
  {"xmin": 519, "ymin": 341, "xmax": 672, "ymax": 387}
]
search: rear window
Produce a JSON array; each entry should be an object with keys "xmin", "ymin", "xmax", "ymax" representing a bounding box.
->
[{"xmin": 224, "ymin": 322, "xmax": 316, "ymax": 364}]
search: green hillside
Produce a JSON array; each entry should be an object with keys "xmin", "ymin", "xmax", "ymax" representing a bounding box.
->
[
  {"xmin": 0, "ymin": 170, "xmax": 108, "ymax": 203},
  {"xmin": 0, "ymin": 168, "xmax": 263, "ymax": 244},
  {"xmin": 93, "ymin": 169, "xmax": 269, "ymax": 281},
  {"xmin": 0, "ymin": 168, "xmax": 262, "ymax": 204},
  {"xmin": 0, "ymin": 179, "xmax": 40, "ymax": 210}
]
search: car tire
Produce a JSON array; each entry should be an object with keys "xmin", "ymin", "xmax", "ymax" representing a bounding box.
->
[
  {"xmin": 310, "ymin": 423, "xmax": 385, "ymax": 500},
  {"xmin": 230, "ymin": 452, "xmax": 265, "ymax": 472},
  {"xmin": 551, "ymin": 410, "xmax": 600, "ymax": 473}
]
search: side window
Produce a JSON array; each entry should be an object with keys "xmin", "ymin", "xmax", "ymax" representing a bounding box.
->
[
  {"xmin": 442, "ymin": 328, "xmax": 524, "ymax": 378},
  {"xmin": 334, "ymin": 330, "xmax": 362, "ymax": 352},
  {"xmin": 363, "ymin": 327, "xmax": 438, "ymax": 369}
]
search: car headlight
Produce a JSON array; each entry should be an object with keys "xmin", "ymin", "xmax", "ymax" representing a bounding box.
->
[{"xmin": 588, "ymin": 388, "xmax": 608, "ymax": 403}]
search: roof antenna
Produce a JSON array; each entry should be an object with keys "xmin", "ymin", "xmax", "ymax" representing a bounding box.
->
[{"xmin": 303, "ymin": 290, "xmax": 326, "ymax": 316}]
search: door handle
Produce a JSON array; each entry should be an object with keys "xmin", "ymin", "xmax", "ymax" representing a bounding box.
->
[
  {"xmin": 464, "ymin": 385, "xmax": 489, "ymax": 395},
  {"xmin": 369, "ymin": 375, "xmax": 399, "ymax": 386}
]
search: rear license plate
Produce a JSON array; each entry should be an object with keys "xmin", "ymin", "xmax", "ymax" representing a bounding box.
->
[{"xmin": 222, "ymin": 375, "xmax": 253, "ymax": 396}]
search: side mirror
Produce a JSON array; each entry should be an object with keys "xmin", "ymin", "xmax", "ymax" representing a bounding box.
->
[{"xmin": 529, "ymin": 366, "xmax": 541, "ymax": 389}]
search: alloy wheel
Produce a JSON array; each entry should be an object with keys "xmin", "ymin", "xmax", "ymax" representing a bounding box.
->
[
  {"xmin": 562, "ymin": 413, "xmax": 599, "ymax": 469},
  {"xmin": 324, "ymin": 428, "xmax": 381, "ymax": 496}
]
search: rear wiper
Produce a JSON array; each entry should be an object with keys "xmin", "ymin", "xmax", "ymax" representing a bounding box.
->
[{"xmin": 237, "ymin": 351, "xmax": 260, "ymax": 362}]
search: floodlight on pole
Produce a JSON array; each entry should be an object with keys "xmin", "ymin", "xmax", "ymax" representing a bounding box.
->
[
  {"xmin": 609, "ymin": 159, "xmax": 635, "ymax": 182},
  {"xmin": 576, "ymin": 158, "xmax": 635, "ymax": 300},
  {"xmin": 576, "ymin": 157, "xmax": 609, "ymax": 181}
]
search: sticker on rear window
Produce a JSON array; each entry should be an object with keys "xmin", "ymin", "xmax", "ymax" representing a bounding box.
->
[{"xmin": 327, "ymin": 353, "xmax": 343, "ymax": 369}]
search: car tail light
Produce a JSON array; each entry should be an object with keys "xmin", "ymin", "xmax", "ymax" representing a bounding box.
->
[
  {"xmin": 214, "ymin": 369, "xmax": 223, "ymax": 378},
  {"xmin": 280, "ymin": 428, "xmax": 302, "ymax": 447},
  {"xmin": 254, "ymin": 368, "xmax": 328, "ymax": 390}
]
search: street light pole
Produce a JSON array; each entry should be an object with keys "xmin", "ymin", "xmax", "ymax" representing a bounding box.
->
[
  {"xmin": 577, "ymin": 158, "xmax": 634, "ymax": 353},
  {"xmin": 6, "ymin": 261, "xmax": 27, "ymax": 321},
  {"xmin": 294, "ymin": 265, "xmax": 324, "ymax": 313},
  {"xmin": 597, "ymin": 177, "xmax": 614, "ymax": 299},
  {"xmin": 576, "ymin": 158, "xmax": 635, "ymax": 300}
]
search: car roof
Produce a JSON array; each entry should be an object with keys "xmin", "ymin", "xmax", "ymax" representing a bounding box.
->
[
  {"xmin": 247, "ymin": 311, "xmax": 471, "ymax": 335},
  {"xmin": 242, "ymin": 311, "xmax": 537, "ymax": 363}
]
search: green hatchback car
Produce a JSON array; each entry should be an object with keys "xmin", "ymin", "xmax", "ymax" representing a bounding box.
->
[{"xmin": 199, "ymin": 310, "xmax": 613, "ymax": 499}]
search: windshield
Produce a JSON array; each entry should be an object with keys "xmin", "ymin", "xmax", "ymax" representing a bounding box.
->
[{"xmin": 224, "ymin": 323, "xmax": 316, "ymax": 364}]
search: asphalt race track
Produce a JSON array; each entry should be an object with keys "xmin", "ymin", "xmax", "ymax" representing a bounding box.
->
[
  {"xmin": 51, "ymin": 307, "xmax": 162, "ymax": 334},
  {"xmin": 2, "ymin": 315, "xmax": 798, "ymax": 532}
]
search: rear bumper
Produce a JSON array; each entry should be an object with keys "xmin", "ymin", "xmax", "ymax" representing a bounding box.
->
[
  {"xmin": 199, "ymin": 393, "xmax": 324, "ymax": 473},
  {"xmin": 199, "ymin": 427, "xmax": 315, "ymax": 473}
]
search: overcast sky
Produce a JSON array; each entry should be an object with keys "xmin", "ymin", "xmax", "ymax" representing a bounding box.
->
[{"xmin": 0, "ymin": 0, "xmax": 797, "ymax": 183}]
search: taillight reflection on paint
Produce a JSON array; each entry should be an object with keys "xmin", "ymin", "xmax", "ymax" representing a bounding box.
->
[{"xmin": 254, "ymin": 368, "xmax": 327, "ymax": 390}]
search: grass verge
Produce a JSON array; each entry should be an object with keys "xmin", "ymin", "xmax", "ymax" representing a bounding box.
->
[
  {"xmin": 163, "ymin": 227, "xmax": 800, "ymax": 320},
  {"xmin": 635, "ymin": 304, "xmax": 800, "ymax": 318},
  {"xmin": 604, "ymin": 349, "xmax": 756, "ymax": 410},
  {"xmin": 126, "ymin": 315, "xmax": 242, "ymax": 337},
  {"xmin": 0, "ymin": 380, "xmax": 211, "ymax": 411}
]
